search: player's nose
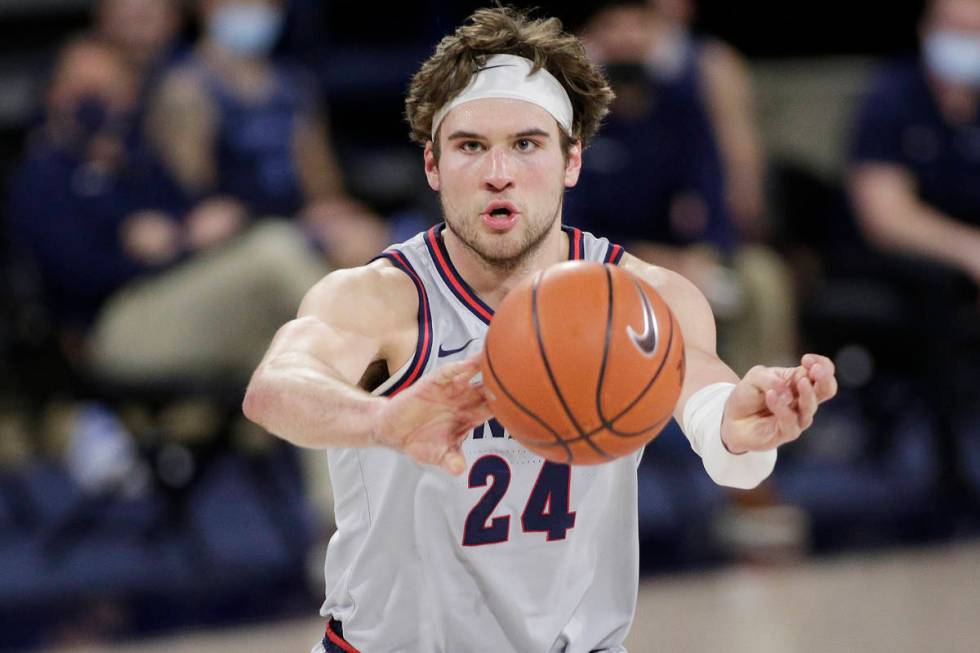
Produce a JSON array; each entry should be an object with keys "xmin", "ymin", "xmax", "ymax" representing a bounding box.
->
[{"xmin": 482, "ymin": 147, "xmax": 514, "ymax": 192}]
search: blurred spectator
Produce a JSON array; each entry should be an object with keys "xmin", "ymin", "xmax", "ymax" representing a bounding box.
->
[
  {"xmin": 8, "ymin": 37, "xmax": 328, "ymax": 386},
  {"xmin": 848, "ymin": 0, "xmax": 980, "ymax": 296},
  {"xmin": 847, "ymin": 0, "xmax": 980, "ymax": 501},
  {"xmin": 645, "ymin": 0, "xmax": 768, "ymax": 241},
  {"xmin": 145, "ymin": 0, "xmax": 388, "ymax": 269},
  {"xmin": 575, "ymin": 1, "xmax": 797, "ymax": 372},
  {"xmin": 93, "ymin": 0, "xmax": 184, "ymax": 90}
]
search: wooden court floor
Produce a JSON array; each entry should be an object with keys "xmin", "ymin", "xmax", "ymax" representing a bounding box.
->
[{"xmin": 51, "ymin": 539, "xmax": 980, "ymax": 653}]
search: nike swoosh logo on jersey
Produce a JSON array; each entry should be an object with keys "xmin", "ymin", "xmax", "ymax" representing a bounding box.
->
[
  {"xmin": 437, "ymin": 338, "xmax": 477, "ymax": 358},
  {"xmin": 627, "ymin": 282, "xmax": 659, "ymax": 357}
]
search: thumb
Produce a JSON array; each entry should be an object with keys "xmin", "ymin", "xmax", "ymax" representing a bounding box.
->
[{"xmin": 440, "ymin": 446, "xmax": 467, "ymax": 476}]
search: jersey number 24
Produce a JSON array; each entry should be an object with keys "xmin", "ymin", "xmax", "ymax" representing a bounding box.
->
[{"xmin": 462, "ymin": 454, "xmax": 576, "ymax": 546}]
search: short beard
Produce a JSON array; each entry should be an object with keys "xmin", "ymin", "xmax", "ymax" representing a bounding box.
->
[{"xmin": 443, "ymin": 197, "xmax": 562, "ymax": 273}]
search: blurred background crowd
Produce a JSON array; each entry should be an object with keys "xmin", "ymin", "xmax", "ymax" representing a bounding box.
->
[{"xmin": 0, "ymin": 0, "xmax": 978, "ymax": 650}]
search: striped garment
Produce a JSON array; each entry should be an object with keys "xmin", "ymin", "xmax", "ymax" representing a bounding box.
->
[{"xmin": 315, "ymin": 224, "xmax": 635, "ymax": 653}]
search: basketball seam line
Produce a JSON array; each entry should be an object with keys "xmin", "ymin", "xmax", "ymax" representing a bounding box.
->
[
  {"xmin": 511, "ymin": 271, "xmax": 677, "ymax": 449},
  {"xmin": 532, "ymin": 269, "xmax": 612, "ymax": 460},
  {"xmin": 484, "ymin": 343, "xmax": 574, "ymax": 464},
  {"xmin": 594, "ymin": 278, "xmax": 679, "ymax": 437}
]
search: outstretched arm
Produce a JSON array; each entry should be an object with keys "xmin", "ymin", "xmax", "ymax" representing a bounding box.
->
[
  {"xmin": 242, "ymin": 261, "xmax": 491, "ymax": 474},
  {"xmin": 622, "ymin": 254, "xmax": 837, "ymax": 487}
]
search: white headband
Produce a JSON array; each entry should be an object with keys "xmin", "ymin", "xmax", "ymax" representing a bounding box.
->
[{"xmin": 430, "ymin": 53, "xmax": 574, "ymax": 140}]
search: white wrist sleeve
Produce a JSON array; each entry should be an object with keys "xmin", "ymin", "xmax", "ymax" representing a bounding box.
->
[{"xmin": 681, "ymin": 382, "xmax": 777, "ymax": 490}]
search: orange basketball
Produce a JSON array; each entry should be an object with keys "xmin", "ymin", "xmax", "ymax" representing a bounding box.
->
[{"xmin": 481, "ymin": 261, "xmax": 685, "ymax": 465}]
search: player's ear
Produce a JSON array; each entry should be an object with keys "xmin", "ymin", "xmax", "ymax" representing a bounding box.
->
[
  {"xmin": 424, "ymin": 141, "xmax": 441, "ymax": 191},
  {"xmin": 563, "ymin": 140, "xmax": 582, "ymax": 188}
]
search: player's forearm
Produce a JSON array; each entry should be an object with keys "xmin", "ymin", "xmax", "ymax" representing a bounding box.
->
[
  {"xmin": 243, "ymin": 354, "xmax": 383, "ymax": 449},
  {"xmin": 677, "ymin": 350, "xmax": 775, "ymax": 489}
]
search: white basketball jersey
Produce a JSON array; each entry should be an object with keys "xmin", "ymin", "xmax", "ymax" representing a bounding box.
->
[{"xmin": 319, "ymin": 224, "xmax": 638, "ymax": 653}]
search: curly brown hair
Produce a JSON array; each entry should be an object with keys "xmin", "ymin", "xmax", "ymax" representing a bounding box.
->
[{"xmin": 405, "ymin": 6, "xmax": 614, "ymax": 154}]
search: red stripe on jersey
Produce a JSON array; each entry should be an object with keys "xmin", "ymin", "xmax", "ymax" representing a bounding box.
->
[
  {"xmin": 325, "ymin": 621, "xmax": 361, "ymax": 653},
  {"xmin": 426, "ymin": 227, "xmax": 494, "ymax": 322},
  {"xmin": 386, "ymin": 250, "xmax": 431, "ymax": 396}
]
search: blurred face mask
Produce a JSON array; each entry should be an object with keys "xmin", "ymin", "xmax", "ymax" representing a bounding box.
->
[
  {"xmin": 923, "ymin": 30, "xmax": 980, "ymax": 87},
  {"xmin": 210, "ymin": 2, "xmax": 284, "ymax": 58}
]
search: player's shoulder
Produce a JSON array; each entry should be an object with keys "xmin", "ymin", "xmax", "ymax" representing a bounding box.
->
[
  {"xmin": 299, "ymin": 258, "xmax": 418, "ymax": 335},
  {"xmin": 619, "ymin": 252, "xmax": 698, "ymax": 299},
  {"xmin": 618, "ymin": 251, "xmax": 716, "ymax": 346}
]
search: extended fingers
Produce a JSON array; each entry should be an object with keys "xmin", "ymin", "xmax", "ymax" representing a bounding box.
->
[
  {"xmin": 463, "ymin": 401, "xmax": 495, "ymax": 428},
  {"xmin": 433, "ymin": 356, "xmax": 482, "ymax": 386},
  {"xmin": 795, "ymin": 375, "xmax": 817, "ymax": 430},
  {"xmin": 802, "ymin": 354, "xmax": 838, "ymax": 402},
  {"xmin": 439, "ymin": 445, "xmax": 467, "ymax": 476},
  {"xmin": 764, "ymin": 387, "xmax": 801, "ymax": 443},
  {"xmin": 455, "ymin": 385, "xmax": 495, "ymax": 435},
  {"xmin": 434, "ymin": 358, "xmax": 485, "ymax": 399},
  {"xmin": 742, "ymin": 366, "xmax": 794, "ymax": 402}
]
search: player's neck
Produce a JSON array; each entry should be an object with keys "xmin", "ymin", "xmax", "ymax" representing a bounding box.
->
[{"xmin": 444, "ymin": 224, "xmax": 568, "ymax": 310}]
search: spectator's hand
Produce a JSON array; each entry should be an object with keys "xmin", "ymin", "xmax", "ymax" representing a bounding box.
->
[
  {"xmin": 121, "ymin": 210, "xmax": 182, "ymax": 265},
  {"xmin": 186, "ymin": 196, "xmax": 247, "ymax": 251},
  {"xmin": 371, "ymin": 356, "xmax": 492, "ymax": 475},
  {"xmin": 302, "ymin": 197, "xmax": 390, "ymax": 268},
  {"xmin": 721, "ymin": 355, "xmax": 838, "ymax": 454}
]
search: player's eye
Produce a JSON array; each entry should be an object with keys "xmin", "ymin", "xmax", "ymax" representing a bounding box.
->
[
  {"xmin": 460, "ymin": 140, "xmax": 484, "ymax": 152},
  {"xmin": 515, "ymin": 138, "xmax": 537, "ymax": 152}
]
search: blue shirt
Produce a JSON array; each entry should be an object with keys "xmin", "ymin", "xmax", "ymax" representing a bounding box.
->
[
  {"xmin": 564, "ymin": 53, "xmax": 733, "ymax": 253},
  {"xmin": 850, "ymin": 58, "xmax": 980, "ymax": 227},
  {"xmin": 186, "ymin": 56, "xmax": 318, "ymax": 218},
  {"xmin": 8, "ymin": 138, "xmax": 187, "ymax": 327}
]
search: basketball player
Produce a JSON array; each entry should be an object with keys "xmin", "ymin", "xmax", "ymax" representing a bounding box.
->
[{"xmin": 243, "ymin": 7, "xmax": 838, "ymax": 652}]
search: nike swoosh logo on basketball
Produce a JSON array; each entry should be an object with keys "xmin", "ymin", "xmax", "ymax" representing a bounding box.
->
[
  {"xmin": 627, "ymin": 282, "xmax": 659, "ymax": 357},
  {"xmin": 437, "ymin": 338, "xmax": 477, "ymax": 358}
]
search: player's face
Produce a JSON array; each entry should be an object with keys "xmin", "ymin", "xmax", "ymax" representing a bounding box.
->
[{"xmin": 424, "ymin": 98, "xmax": 582, "ymax": 270}]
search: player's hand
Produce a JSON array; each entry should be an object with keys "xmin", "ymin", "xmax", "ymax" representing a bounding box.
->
[
  {"xmin": 370, "ymin": 356, "xmax": 492, "ymax": 475},
  {"xmin": 721, "ymin": 354, "xmax": 838, "ymax": 454}
]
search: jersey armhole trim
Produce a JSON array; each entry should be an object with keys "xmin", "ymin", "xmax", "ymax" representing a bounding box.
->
[
  {"xmin": 372, "ymin": 250, "xmax": 432, "ymax": 397},
  {"xmin": 603, "ymin": 242, "xmax": 625, "ymax": 265},
  {"xmin": 324, "ymin": 618, "xmax": 361, "ymax": 653},
  {"xmin": 561, "ymin": 225, "xmax": 584, "ymax": 260},
  {"xmin": 425, "ymin": 225, "xmax": 494, "ymax": 325}
]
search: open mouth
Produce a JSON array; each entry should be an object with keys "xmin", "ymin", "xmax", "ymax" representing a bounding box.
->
[{"xmin": 481, "ymin": 201, "xmax": 520, "ymax": 231}]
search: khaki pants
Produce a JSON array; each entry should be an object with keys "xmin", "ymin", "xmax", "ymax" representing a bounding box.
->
[
  {"xmin": 720, "ymin": 244, "xmax": 798, "ymax": 375},
  {"xmin": 89, "ymin": 220, "xmax": 329, "ymax": 386}
]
